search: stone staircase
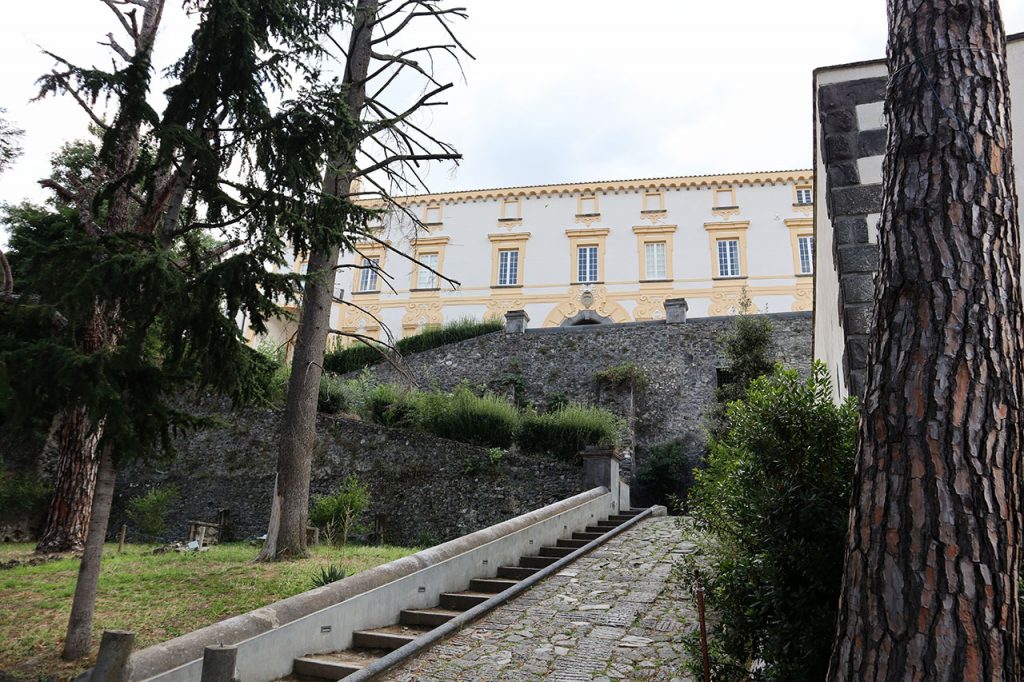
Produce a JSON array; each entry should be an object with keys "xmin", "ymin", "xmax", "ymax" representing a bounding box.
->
[{"xmin": 290, "ymin": 508, "xmax": 647, "ymax": 680}]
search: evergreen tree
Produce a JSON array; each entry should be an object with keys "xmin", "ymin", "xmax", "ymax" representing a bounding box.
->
[{"xmin": 0, "ymin": 107, "xmax": 23, "ymax": 175}]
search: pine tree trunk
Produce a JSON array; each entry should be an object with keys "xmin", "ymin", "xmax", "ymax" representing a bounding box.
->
[
  {"xmin": 828, "ymin": 1, "xmax": 1022, "ymax": 680},
  {"xmin": 62, "ymin": 445, "xmax": 116, "ymax": 660},
  {"xmin": 35, "ymin": 405, "xmax": 101, "ymax": 554},
  {"xmin": 257, "ymin": 0, "xmax": 378, "ymax": 561}
]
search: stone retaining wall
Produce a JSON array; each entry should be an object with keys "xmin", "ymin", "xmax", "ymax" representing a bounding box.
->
[{"xmin": 110, "ymin": 406, "xmax": 582, "ymax": 547}]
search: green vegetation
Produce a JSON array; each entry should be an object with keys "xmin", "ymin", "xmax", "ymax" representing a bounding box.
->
[
  {"xmin": 322, "ymin": 318, "xmax": 502, "ymax": 375},
  {"xmin": 707, "ymin": 301, "xmax": 777, "ymax": 438},
  {"xmin": 0, "ymin": 471, "xmax": 51, "ymax": 519},
  {"xmin": 0, "ymin": 542, "xmax": 418, "ymax": 680},
  {"xmin": 594, "ymin": 362, "xmax": 649, "ymax": 391},
  {"xmin": 635, "ymin": 439, "xmax": 696, "ymax": 511},
  {"xmin": 681, "ymin": 363, "xmax": 858, "ymax": 681},
  {"xmin": 462, "ymin": 447, "xmax": 506, "ymax": 476},
  {"xmin": 519, "ymin": 404, "xmax": 623, "ymax": 462},
  {"xmin": 311, "ymin": 564, "xmax": 347, "ymax": 588},
  {"xmin": 125, "ymin": 487, "xmax": 179, "ymax": 540},
  {"xmin": 309, "ymin": 475, "xmax": 371, "ymax": 546}
]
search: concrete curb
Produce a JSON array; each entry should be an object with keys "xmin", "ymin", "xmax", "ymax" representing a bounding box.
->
[{"xmin": 345, "ymin": 506, "xmax": 657, "ymax": 682}]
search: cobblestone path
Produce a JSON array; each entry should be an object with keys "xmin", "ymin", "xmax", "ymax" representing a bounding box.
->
[{"xmin": 382, "ymin": 517, "xmax": 697, "ymax": 681}]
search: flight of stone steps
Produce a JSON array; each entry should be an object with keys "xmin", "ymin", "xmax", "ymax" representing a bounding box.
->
[{"xmin": 290, "ymin": 508, "xmax": 647, "ymax": 680}]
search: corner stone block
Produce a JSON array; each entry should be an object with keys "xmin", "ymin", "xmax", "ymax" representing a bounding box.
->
[
  {"xmin": 825, "ymin": 134, "xmax": 857, "ymax": 163},
  {"xmin": 504, "ymin": 309, "xmax": 530, "ymax": 334},
  {"xmin": 664, "ymin": 298, "xmax": 688, "ymax": 324},
  {"xmin": 827, "ymin": 162, "xmax": 860, "ymax": 189},
  {"xmin": 832, "ymin": 184, "xmax": 883, "ymax": 216},
  {"xmin": 840, "ymin": 272, "xmax": 876, "ymax": 303},
  {"xmin": 838, "ymin": 243, "xmax": 880, "ymax": 274},
  {"xmin": 833, "ymin": 216, "xmax": 870, "ymax": 246},
  {"xmin": 845, "ymin": 335, "xmax": 870, "ymax": 370},
  {"xmin": 843, "ymin": 303, "xmax": 874, "ymax": 336},
  {"xmin": 822, "ymin": 108, "xmax": 857, "ymax": 133},
  {"xmin": 858, "ymin": 128, "xmax": 888, "ymax": 157}
]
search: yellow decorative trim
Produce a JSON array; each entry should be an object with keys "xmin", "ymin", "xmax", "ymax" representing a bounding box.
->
[
  {"xmin": 350, "ymin": 242, "xmax": 388, "ymax": 298},
  {"xmin": 633, "ymin": 225, "xmax": 677, "ymax": 284},
  {"xmin": 500, "ymin": 196, "xmax": 522, "ymax": 220},
  {"xmin": 708, "ymin": 286, "xmax": 753, "ymax": 316},
  {"xmin": 634, "ymin": 293, "xmax": 669, "ymax": 321},
  {"xmin": 488, "ymin": 232, "xmax": 530, "ymax": 287},
  {"xmin": 411, "ymin": 236, "xmax": 450, "ymax": 246},
  {"xmin": 541, "ymin": 285, "xmax": 630, "ymax": 327},
  {"xmin": 704, "ymin": 221, "xmax": 749, "ymax": 281},
  {"xmin": 485, "ymin": 295, "xmax": 527, "ymax": 321},
  {"xmin": 423, "ymin": 203, "xmax": 443, "ymax": 225},
  {"xmin": 410, "ymin": 237, "xmax": 449, "ymax": 293},
  {"xmin": 792, "ymin": 283, "xmax": 813, "ymax": 312},
  {"xmin": 565, "ymin": 228, "xmax": 609, "ymax": 284},
  {"xmin": 401, "ymin": 301, "xmax": 444, "ymax": 332},
  {"xmin": 785, "ymin": 218, "xmax": 814, "ymax": 276},
  {"xmin": 642, "ymin": 190, "xmax": 665, "ymax": 212},
  {"xmin": 355, "ymin": 169, "xmax": 814, "ymax": 207},
  {"xmin": 337, "ymin": 302, "xmax": 383, "ymax": 342}
]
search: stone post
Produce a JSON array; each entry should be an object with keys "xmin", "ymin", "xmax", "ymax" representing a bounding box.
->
[
  {"xmin": 582, "ymin": 445, "xmax": 625, "ymax": 512},
  {"xmin": 664, "ymin": 298, "xmax": 688, "ymax": 323},
  {"xmin": 504, "ymin": 309, "xmax": 530, "ymax": 334},
  {"xmin": 201, "ymin": 645, "xmax": 240, "ymax": 682},
  {"xmin": 91, "ymin": 630, "xmax": 134, "ymax": 682}
]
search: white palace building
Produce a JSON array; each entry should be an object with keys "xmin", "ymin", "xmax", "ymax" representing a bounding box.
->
[{"xmin": 254, "ymin": 169, "xmax": 817, "ymax": 348}]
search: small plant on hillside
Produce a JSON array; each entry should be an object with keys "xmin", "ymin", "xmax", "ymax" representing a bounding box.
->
[
  {"xmin": 543, "ymin": 391, "xmax": 570, "ymax": 413},
  {"xmin": 519, "ymin": 404, "xmax": 622, "ymax": 462},
  {"xmin": 417, "ymin": 385, "xmax": 520, "ymax": 448},
  {"xmin": 126, "ymin": 486, "xmax": 179, "ymax": 540},
  {"xmin": 681, "ymin": 362, "xmax": 857, "ymax": 681},
  {"xmin": 594, "ymin": 362, "xmax": 649, "ymax": 392},
  {"xmin": 311, "ymin": 564, "xmax": 347, "ymax": 588},
  {"xmin": 310, "ymin": 475, "xmax": 371, "ymax": 547},
  {"xmin": 462, "ymin": 447, "xmax": 506, "ymax": 476},
  {"xmin": 318, "ymin": 374, "xmax": 347, "ymax": 414}
]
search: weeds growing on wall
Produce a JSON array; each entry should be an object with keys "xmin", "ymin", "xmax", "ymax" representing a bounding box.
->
[
  {"xmin": 322, "ymin": 318, "xmax": 503, "ymax": 375},
  {"xmin": 594, "ymin": 362, "xmax": 649, "ymax": 392},
  {"xmin": 680, "ymin": 363, "xmax": 857, "ymax": 681}
]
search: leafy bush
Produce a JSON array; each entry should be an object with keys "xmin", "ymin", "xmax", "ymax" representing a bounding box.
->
[
  {"xmin": 681, "ymin": 363, "xmax": 857, "ymax": 681},
  {"xmin": 323, "ymin": 318, "xmax": 502, "ymax": 374},
  {"xmin": 318, "ymin": 374, "xmax": 347, "ymax": 414},
  {"xmin": 364, "ymin": 384, "xmax": 417, "ymax": 428},
  {"xmin": 416, "ymin": 386, "xmax": 519, "ymax": 448},
  {"xmin": 519, "ymin": 403, "xmax": 622, "ymax": 462},
  {"xmin": 707, "ymin": 309, "xmax": 776, "ymax": 438},
  {"xmin": 0, "ymin": 471, "xmax": 51, "ymax": 518},
  {"xmin": 310, "ymin": 475, "xmax": 371, "ymax": 546},
  {"xmin": 636, "ymin": 439, "xmax": 696, "ymax": 511},
  {"xmin": 543, "ymin": 391, "xmax": 569, "ymax": 413},
  {"xmin": 594, "ymin": 362, "xmax": 649, "ymax": 391},
  {"xmin": 311, "ymin": 564, "xmax": 347, "ymax": 588},
  {"xmin": 126, "ymin": 486, "xmax": 179, "ymax": 539}
]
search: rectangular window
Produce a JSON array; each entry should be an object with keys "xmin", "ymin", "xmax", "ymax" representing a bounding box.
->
[
  {"xmin": 643, "ymin": 191, "xmax": 664, "ymax": 212},
  {"xmin": 796, "ymin": 186, "xmax": 813, "ymax": 205},
  {"xmin": 424, "ymin": 205, "xmax": 442, "ymax": 224},
  {"xmin": 501, "ymin": 197, "xmax": 521, "ymax": 220},
  {"xmin": 715, "ymin": 188, "xmax": 736, "ymax": 208},
  {"xmin": 416, "ymin": 253, "xmax": 439, "ymax": 289},
  {"xmin": 578, "ymin": 194, "xmax": 599, "ymax": 215},
  {"xmin": 577, "ymin": 245, "xmax": 599, "ymax": 283},
  {"xmin": 498, "ymin": 249, "xmax": 519, "ymax": 286},
  {"xmin": 798, "ymin": 235, "xmax": 814, "ymax": 274},
  {"xmin": 359, "ymin": 257, "xmax": 380, "ymax": 291},
  {"xmin": 717, "ymin": 239, "xmax": 740, "ymax": 277},
  {"xmin": 644, "ymin": 242, "xmax": 667, "ymax": 280}
]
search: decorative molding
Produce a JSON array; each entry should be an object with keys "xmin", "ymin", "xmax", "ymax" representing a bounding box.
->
[
  {"xmin": 402, "ymin": 301, "xmax": 444, "ymax": 330},
  {"xmin": 632, "ymin": 225, "xmax": 677, "ymax": 235},
  {"xmin": 634, "ymin": 293, "xmax": 668, "ymax": 321},
  {"xmin": 542, "ymin": 285, "xmax": 630, "ymax": 327},
  {"xmin": 574, "ymin": 213, "xmax": 601, "ymax": 227}
]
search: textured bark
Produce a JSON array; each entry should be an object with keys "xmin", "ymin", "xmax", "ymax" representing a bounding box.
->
[
  {"xmin": 257, "ymin": 0, "xmax": 377, "ymax": 561},
  {"xmin": 62, "ymin": 446, "xmax": 116, "ymax": 660},
  {"xmin": 828, "ymin": 2, "xmax": 1022, "ymax": 680}
]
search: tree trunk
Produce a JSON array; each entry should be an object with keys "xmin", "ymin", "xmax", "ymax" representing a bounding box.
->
[
  {"xmin": 62, "ymin": 445, "xmax": 117, "ymax": 660},
  {"xmin": 35, "ymin": 405, "xmax": 101, "ymax": 553},
  {"xmin": 256, "ymin": 0, "xmax": 378, "ymax": 561},
  {"xmin": 828, "ymin": 2, "xmax": 1022, "ymax": 680}
]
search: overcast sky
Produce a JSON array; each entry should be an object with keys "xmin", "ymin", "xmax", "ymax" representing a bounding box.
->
[{"xmin": 2, "ymin": 0, "xmax": 1023, "ymax": 213}]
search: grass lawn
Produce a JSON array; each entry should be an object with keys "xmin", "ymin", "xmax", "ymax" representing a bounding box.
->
[{"xmin": 0, "ymin": 541, "xmax": 419, "ymax": 681}]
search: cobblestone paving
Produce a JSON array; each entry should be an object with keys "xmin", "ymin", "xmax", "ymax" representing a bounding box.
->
[{"xmin": 382, "ymin": 518, "xmax": 698, "ymax": 681}]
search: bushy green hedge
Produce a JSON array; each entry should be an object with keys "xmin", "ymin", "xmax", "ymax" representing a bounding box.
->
[
  {"xmin": 323, "ymin": 318, "xmax": 502, "ymax": 375},
  {"xmin": 0, "ymin": 471, "xmax": 51, "ymax": 519},
  {"xmin": 353, "ymin": 383, "xmax": 619, "ymax": 460},
  {"xmin": 636, "ymin": 438, "xmax": 697, "ymax": 510},
  {"xmin": 519, "ymin": 404, "xmax": 622, "ymax": 461},
  {"xmin": 681, "ymin": 362, "xmax": 857, "ymax": 681}
]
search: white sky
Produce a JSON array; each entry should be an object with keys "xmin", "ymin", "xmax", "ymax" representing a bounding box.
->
[{"xmin": 1, "ymin": 0, "xmax": 1023, "ymax": 216}]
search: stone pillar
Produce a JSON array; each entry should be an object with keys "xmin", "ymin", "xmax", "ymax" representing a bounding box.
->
[
  {"xmin": 91, "ymin": 630, "xmax": 134, "ymax": 682},
  {"xmin": 201, "ymin": 645, "xmax": 240, "ymax": 682},
  {"xmin": 664, "ymin": 298, "xmax": 688, "ymax": 324},
  {"xmin": 582, "ymin": 446, "xmax": 625, "ymax": 512},
  {"xmin": 504, "ymin": 309, "xmax": 530, "ymax": 334}
]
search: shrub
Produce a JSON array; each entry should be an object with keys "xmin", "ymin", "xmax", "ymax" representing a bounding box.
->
[
  {"xmin": 594, "ymin": 362, "xmax": 648, "ymax": 391},
  {"xmin": 323, "ymin": 318, "xmax": 502, "ymax": 374},
  {"xmin": 310, "ymin": 475, "xmax": 371, "ymax": 546},
  {"xmin": 636, "ymin": 439, "xmax": 697, "ymax": 511},
  {"xmin": 681, "ymin": 362, "xmax": 857, "ymax": 681},
  {"xmin": 364, "ymin": 384, "xmax": 416, "ymax": 428},
  {"xmin": 126, "ymin": 486, "xmax": 179, "ymax": 539},
  {"xmin": 311, "ymin": 564, "xmax": 347, "ymax": 588},
  {"xmin": 543, "ymin": 391, "xmax": 569, "ymax": 413},
  {"xmin": 463, "ymin": 447, "xmax": 506, "ymax": 476},
  {"xmin": 0, "ymin": 471, "xmax": 51, "ymax": 519},
  {"xmin": 519, "ymin": 403, "xmax": 622, "ymax": 461},
  {"xmin": 318, "ymin": 374, "xmax": 347, "ymax": 414},
  {"xmin": 416, "ymin": 386, "xmax": 519, "ymax": 448},
  {"xmin": 707, "ymin": 308, "xmax": 776, "ymax": 438}
]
